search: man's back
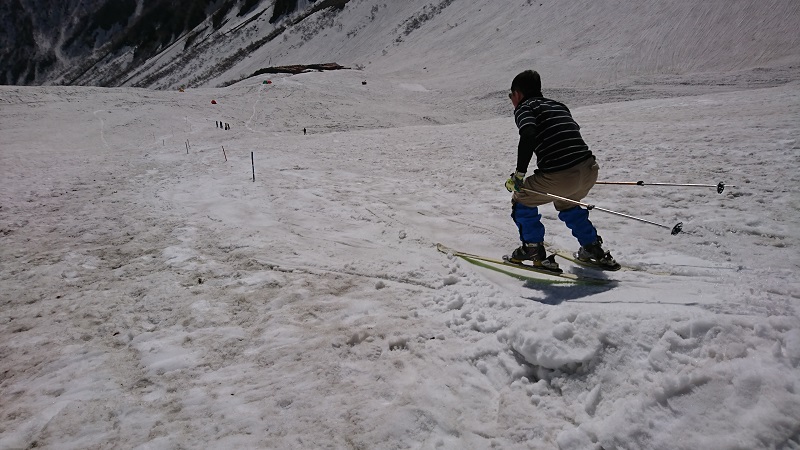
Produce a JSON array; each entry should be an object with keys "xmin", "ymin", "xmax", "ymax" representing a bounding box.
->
[{"xmin": 514, "ymin": 97, "xmax": 592, "ymax": 173}]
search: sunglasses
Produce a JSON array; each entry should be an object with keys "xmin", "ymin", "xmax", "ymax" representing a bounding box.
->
[{"xmin": 508, "ymin": 90, "xmax": 515, "ymax": 99}]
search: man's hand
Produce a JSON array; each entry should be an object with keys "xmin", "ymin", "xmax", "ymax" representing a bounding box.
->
[{"xmin": 505, "ymin": 171, "xmax": 526, "ymax": 192}]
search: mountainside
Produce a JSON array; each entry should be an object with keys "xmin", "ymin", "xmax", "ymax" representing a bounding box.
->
[
  {"xmin": 0, "ymin": 0, "xmax": 213, "ymax": 85},
  {"xmin": 2, "ymin": 0, "xmax": 799, "ymax": 93},
  {"xmin": 0, "ymin": 0, "xmax": 352, "ymax": 87}
]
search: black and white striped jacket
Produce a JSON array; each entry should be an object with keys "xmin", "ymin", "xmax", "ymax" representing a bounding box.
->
[{"xmin": 514, "ymin": 96, "xmax": 593, "ymax": 173}]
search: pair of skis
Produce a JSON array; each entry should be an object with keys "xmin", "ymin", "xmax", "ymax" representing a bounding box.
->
[{"xmin": 436, "ymin": 243, "xmax": 620, "ymax": 286}]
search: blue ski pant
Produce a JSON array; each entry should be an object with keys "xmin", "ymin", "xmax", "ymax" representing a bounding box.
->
[{"xmin": 511, "ymin": 157, "xmax": 600, "ymax": 247}]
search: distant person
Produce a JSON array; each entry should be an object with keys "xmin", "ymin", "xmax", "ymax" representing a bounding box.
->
[
  {"xmin": 505, "ymin": 70, "xmax": 619, "ymax": 271},
  {"xmin": 303, "ymin": 128, "xmax": 306, "ymax": 135}
]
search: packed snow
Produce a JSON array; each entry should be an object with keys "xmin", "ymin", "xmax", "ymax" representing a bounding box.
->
[{"xmin": 2, "ymin": 1, "xmax": 800, "ymax": 449}]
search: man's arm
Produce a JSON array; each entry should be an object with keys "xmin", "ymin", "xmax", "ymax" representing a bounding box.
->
[{"xmin": 516, "ymin": 127, "xmax": 537, "ymax": 173}]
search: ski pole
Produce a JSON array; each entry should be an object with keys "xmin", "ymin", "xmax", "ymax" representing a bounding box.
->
[
  {"xmin": 595, "ymin": 180, "xmax": 731, "ymax": 194},
  {"xmin": 519, "ymin": 187, "xmax": 683, "ymax": 235}
]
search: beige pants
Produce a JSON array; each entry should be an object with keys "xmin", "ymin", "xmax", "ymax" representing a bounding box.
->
[{"xmin": 512, "ymin": 157, "xmax": 599, "ymax": 211}]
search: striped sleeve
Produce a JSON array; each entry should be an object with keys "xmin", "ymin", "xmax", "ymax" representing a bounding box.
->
[{"xmin": 514, "ymin": 103, "xmax": 537, "ymax": 133}]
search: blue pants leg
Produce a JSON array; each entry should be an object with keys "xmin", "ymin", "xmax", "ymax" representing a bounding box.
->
[
  {"xmin": 558, "ymin": 206, "xmax": 598, "ymax": 246},
  {"xmin": 511, "ymin": 203, "xmax": 545, "ymax": 244}
]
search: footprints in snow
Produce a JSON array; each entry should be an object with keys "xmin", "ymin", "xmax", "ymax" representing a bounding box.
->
[{"xmin": 340, "ymin": 329, "xmax": 445, "ymax": 362}]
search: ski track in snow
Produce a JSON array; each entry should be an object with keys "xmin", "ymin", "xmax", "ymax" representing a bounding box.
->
[
  {"xmin": 92, "ymin": 109, "xmax": 111, "ymax": 150},
  {"xmin": 1, "ymin": 79, "xmax": 799, "ymax": 448},
  {"xmin": 245, "ymin": 82, "xmax": 268, "ymax": 135}
]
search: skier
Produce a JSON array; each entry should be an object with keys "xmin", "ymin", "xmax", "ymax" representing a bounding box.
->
[{"xmin": 505, "ymin": 70, "xmax": 618, "ymax": 271}]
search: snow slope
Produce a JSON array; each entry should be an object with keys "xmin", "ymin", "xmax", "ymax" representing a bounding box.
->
[
  {"xmin": 55, "ymin": 0, "xmax": 800, "ymax": 98},
  {"xmin": 1, "ymin": 70, "xmax": 799, "ymax": 449},
  {"xmin": 2, "ymin": 0, "xmax": 800, "ymax": 448}
]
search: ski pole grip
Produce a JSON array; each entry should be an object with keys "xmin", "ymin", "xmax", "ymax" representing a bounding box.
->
[{"xmin": 671, "ymin": 222, "xmax": 683, "ymax": 235}]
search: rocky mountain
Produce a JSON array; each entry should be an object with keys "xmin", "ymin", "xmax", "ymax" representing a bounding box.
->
[{"xmin": 0, "ymin": 0, "xmax": 321, "ymax": 86}]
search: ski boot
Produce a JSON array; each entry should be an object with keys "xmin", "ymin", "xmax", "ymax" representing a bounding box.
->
[
  {"xmin": 509, "ymin": 242, "xmax": 562, "ymax": 273},
  {"xmin": 576, "ymin": 236, "xmax": 621, "ymax": 271}
]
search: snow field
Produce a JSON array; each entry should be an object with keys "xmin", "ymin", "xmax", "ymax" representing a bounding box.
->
[{"xmin": 1, "ymin": 72, "xmax": 799, "ymax": 448}]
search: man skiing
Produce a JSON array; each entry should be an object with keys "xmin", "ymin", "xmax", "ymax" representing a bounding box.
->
[{"xmin": 505, "ymin": 70, "xmax": 619, "ymax": 271}]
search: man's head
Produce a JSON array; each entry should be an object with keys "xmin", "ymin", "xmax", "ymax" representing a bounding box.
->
[{"xmin": 510, "ymin": 70, "xmax": 542, "ymax": 100}]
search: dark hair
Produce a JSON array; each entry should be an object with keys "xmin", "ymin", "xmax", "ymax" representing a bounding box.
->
[{"xmin": 511, "ymin": 70, "xmax": 542, "ymax": 98}]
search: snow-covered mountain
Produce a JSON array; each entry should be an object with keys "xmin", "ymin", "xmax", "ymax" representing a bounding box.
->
[{"xmin": 3, "ymin": 0, "xmax": 799, "ymax": 94}]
